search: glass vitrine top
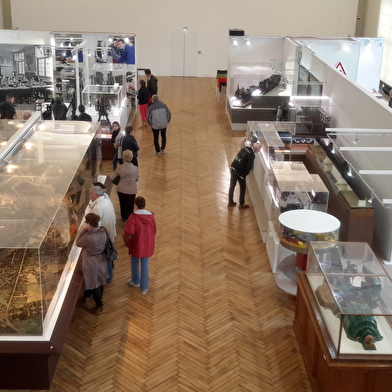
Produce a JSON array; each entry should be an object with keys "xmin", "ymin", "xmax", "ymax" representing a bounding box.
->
[{"xmin": 0, "ymin": 117, "xmax": 96, "ymax": 249}]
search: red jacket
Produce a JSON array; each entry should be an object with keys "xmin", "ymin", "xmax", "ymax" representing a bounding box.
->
[{"xmin": 124, "ymin": 211, "xmax": 156, "ymax": 257}]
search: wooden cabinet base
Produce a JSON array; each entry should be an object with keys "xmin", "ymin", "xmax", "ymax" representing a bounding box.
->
[
  {"xmin": 0, "ymin": 268, "xmax": 83, "ymax": 389},
  {"xmin": 294, "ymin": 272, "xmax": 392, "ymax": 392}
]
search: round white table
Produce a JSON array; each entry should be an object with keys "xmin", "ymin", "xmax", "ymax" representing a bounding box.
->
[{"xmin": 276, "ymin": 210, "xmax": 340, "ymax": 295}]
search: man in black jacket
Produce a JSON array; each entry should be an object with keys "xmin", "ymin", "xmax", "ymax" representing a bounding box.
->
[
  {"xmin": 228, "ymin": 141, "xmax": 261, "ymax": 209},
  {"xmin": 145, "ymin": 69, "xmax": 158, "ymax": 103},
  {"xmin": 121, "ymin": 126, "xmax": 140, "ymax": 166},
  {"xmin": 77, "ymin": 104, "xmax": 92, "ymax": 121},
  {"xmin": 0, "ymin": 94, "xmax": 16, "ymax": 119}
]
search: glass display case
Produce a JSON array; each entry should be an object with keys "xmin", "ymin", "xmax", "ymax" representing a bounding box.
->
[
  {"xmin": 267, "ymin": 171, "xmax": 329, "ymax": 223},
  {"xmin": 254, "ymin": 123, "xmax": 286, "ymax": 168},
  {"xmin": 227, "ymin": 37, "xmax": 297, "ymax": 130},
  {"xmin": 0, "ymin": 113, "xmax": 102, "ymax": 338},
  {"xmin": 305, "ymin": 241, "xmax": 392, "ymax": 355},
  {"xmin": 0, "ymin": 118, "xmax": 28, "ymax": 149},
  {"xmin": 278, "ymin": 210, "xmax": 340, "ymax": 254},
  {"xmin": 52, "ymin": 32, "xmax": 136, "ymax": 127},
  {"xmin": 82, "ymin": 84, "xmax": 124, "ymax": 118},
  {"xmin": 246, "ymin": 121, "xmax": 298, "ymax": 202}
]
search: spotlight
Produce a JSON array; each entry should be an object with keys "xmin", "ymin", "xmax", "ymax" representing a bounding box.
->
[{"xmin": 353, "ymin": 134, "xmax": 359, "ymax": 144}]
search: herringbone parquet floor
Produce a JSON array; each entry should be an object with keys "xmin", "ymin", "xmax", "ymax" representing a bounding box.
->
[{"xmin": 11, "ymin": 77, "xmax": 311, "ymax": 392}]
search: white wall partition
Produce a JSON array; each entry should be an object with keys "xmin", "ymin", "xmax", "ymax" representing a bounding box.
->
[{"xmin": 8, "ymin": 0, "xmax": 360, "ymax": 77}]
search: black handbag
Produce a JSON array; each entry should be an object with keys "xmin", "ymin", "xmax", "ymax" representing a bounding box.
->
[
  {"xmin": 104, "ymin": 230, "xmax": 119, "ymax": 261},
  {"xmin": 112, "ymin": 175, "xmax": 120, "ymax": 186}
]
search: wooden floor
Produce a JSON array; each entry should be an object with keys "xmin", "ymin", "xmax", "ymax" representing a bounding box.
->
[{"xmin": 15, "ymin": 77, "xmax": 311, "ymax": 392}]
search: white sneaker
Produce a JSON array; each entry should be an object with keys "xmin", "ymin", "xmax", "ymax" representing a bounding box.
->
[
  {"xmin": 160, "ymin": 149, "xmax": 165, "ymax": 154},
  {"xmin": 142, "ymin": 290, "xmax": 148, "ymax": 295},
  {"xmin": 128, "ymin": 280, "xmax": 140, "ymax": 288},
  {"xmin": 156, "ymin": 152, "xmax": 161, "ymax": 156}
]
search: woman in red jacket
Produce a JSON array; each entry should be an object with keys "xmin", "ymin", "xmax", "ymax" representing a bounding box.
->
[{"xmin": 124, "ymin": 196, "xmax": 157, "ymax": 294}]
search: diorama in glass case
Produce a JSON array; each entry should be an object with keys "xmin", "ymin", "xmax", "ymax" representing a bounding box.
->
[
  {"xmin": 0, "ymin": 114, "xmax": 101, "ymax": 336},
  {"xmin": 306, "ymin": 241, "xmax": 392, "ymax": 354},
  {"xmin": 254, "ymin": 123, "xmax": 285, "ymax": 169},
  {"xmin": 278, "ymin": 210, "xmax": 340, "ymax": 254},
  {"xmin": 270, "ymin": 171, "xmax": 329, "ymax": 220},
  {"xmin": 82, "ymin": 84, "xmax": 124, "ymax": 121}
]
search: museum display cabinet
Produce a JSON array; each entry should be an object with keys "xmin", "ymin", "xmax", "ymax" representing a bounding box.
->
[
  {"xmin": 53, "ymin": 32, "xmax": 136, "ymax": 128},
  {"xmin": 274, "ymin": 210, "xmax": 340, "ymax": 295},
  {"xmin": 0, "ymin": 29, "xmax": 136, "ymax": 129},
  {"xmin": 246, "ymin": 121, "xmax": 287, "ymax": 201},
  {"xmin": 304, "ymin": 143, "xmax": 375, "ymax": 244},
  {"xmin": 226, "ymin": 37, "xmax": 296, "ymax": 130},
  {"xmin": 226, "ymin": 37, "xmax": 335, "ymax": 133},
  {"xmin": 0, "ymin": 112, "xmax": 102, "ymax": 389},
  {"xmin": 278, "ymin": 212, "xmax": 339, "ymax": 257},
  {"xmin": 295, "ymin": 241, "xmax": 392, "ymax": 392},
  {"xmin": 269, "ymin": 172, "xmax": 329, "ymax": 222},
  {"xmin": 82, "ymin": 84, "xmax": 124, "ymax": 118},
  {"xmin": 246, "ymin": 120, "xmax": 330, "ymax": 276}
]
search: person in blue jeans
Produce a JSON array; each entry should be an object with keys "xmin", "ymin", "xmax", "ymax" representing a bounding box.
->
[{"xmin": 124, "ymin": 197, "xmax": 157, "ymax": 294}]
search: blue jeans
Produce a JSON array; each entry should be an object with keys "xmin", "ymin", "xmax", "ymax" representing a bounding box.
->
[
  {"xmin": 112, "ymin": 153, "xmax": 123, "ymax": 170},
  {"xmin": 131, "ymin": 256, "xmax": 149, "ymax": 291}
]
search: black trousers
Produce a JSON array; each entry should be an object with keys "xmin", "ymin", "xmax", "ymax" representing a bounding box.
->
[
  {"xmin": 84, "ymin": 286, "xmax": 104, "ymax": 307},
  {"xmin": 152, "ymin": 128, "xmax": 167, "ymax": 153},
  {"xmin": 228, "ymin": 169, "xmax": 246, "ymax": 206},
  {"xmin": 117, "ymin": 192, "xmax": 136, "ymax": 221}
]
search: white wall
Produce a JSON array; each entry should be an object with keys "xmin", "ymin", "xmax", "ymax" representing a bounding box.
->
[
  {"xmin": 9, "ymin": 0, "xmax": 359, "ymax": 77},
  {"xmin": 379, "ymin": 0, "xmax": 392, "ymax": 85},
  {"xmin": 302, "ymin": 49, "xmax": 392, "ymax": 260}
]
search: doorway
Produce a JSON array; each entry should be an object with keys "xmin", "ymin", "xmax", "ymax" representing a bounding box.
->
[{"xmin": 171, "ymin": 32, "xmax": 197, "ymax": 77}]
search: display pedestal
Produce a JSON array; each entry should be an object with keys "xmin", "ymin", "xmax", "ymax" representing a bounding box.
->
[
  {"xmin": 294, "ymin": 272, "xmax": 392, "ymax": 392},
  {"xmin": 275, "ymin": 254, "xmax": 298, "ymax": 296}
]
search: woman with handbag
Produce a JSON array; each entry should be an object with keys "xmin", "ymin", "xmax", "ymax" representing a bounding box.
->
[
  {"xmin": 110, "ymin": 149, "xmax": 139, "ymax": 222},
  {"xmin": 76, "ymin": 213, "xmax": 108, "ymax": 313}
]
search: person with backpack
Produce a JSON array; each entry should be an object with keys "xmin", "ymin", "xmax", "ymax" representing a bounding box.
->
[{"xmin": 228, "ymin": 141, "xmax": 261, "ymax": 209}]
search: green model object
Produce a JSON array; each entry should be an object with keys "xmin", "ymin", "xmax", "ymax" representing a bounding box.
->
[{"xmin": 342, "ymin": 303, "xmax": 383, "ymax": 350}]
